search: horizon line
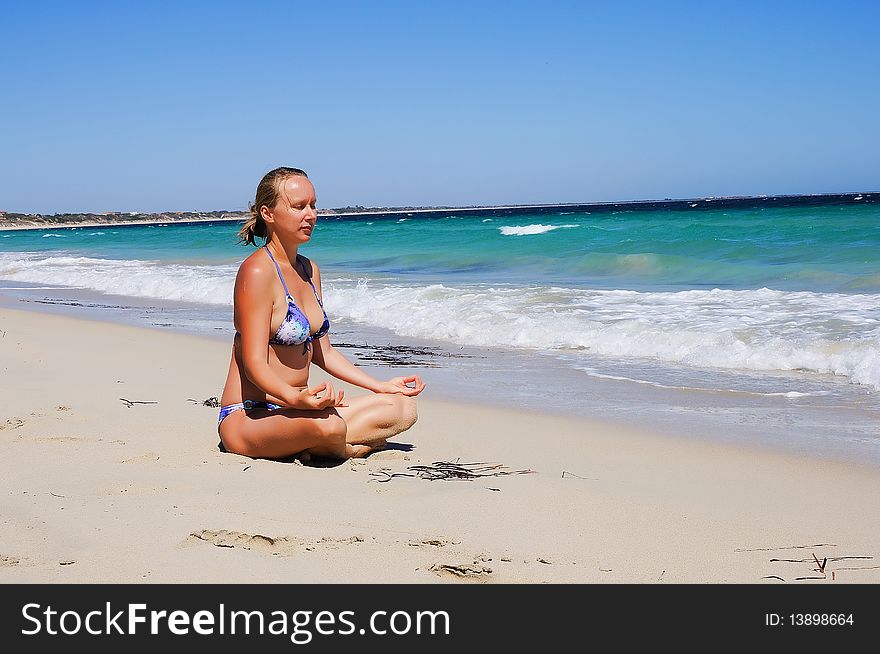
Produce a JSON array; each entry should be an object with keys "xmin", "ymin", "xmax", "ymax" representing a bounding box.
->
[{"xmin": 1, "ymin": 189, "xmax": 877, "ymax": 218}]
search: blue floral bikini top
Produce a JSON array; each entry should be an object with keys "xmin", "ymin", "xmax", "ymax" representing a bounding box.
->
[{"xmin": 263, "ymin": 245, "xmax": 330, "ymax": 353}]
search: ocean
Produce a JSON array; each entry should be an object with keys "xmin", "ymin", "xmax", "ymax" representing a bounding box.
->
[{"xmin": 2, "ymin": 195, "xmax": 879, "ymax": 463}]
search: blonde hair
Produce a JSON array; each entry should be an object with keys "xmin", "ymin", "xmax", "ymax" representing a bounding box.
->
[{"xmin": 238, "ymin": 166, "xmax": 309, "ymax": 245}]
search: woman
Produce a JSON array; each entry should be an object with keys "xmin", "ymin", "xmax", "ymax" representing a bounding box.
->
[{"xmin": 218, "ymin": 167, "xmax": 425, "ymax": 461}]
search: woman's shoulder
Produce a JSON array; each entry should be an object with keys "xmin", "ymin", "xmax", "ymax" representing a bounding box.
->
[{"xmin": 236, "ymin": 248, "xmax": 274, "ymax": 283}]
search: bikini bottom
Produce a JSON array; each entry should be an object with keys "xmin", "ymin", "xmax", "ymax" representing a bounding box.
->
[{"xmin": 217, "ymin": 400, "xmax": 283, "ymax": 426}]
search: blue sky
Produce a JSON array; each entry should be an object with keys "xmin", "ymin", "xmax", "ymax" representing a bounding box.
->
[{"xmin": 1, "ymin": 0, "xmax": 877, "ymax": 213}]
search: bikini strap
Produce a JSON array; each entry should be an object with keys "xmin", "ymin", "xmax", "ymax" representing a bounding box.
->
[
  {"xmin": 307, "ymin": 278, "xmax": 324, "ymax": 308},
  {"xmin": 298, "ymin": 254, "xmax": 325, "ymax": 308},
  {"xmin": 263, "ymin": 245, "xmax": 293, "ymax": 299}
]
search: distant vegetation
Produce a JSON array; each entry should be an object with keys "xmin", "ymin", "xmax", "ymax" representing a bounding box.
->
[
  {"xmin": 0, "ymin": 206, "xmax": 468, "ymax": 228},
  {"xmin": 1, "ymin": 192, "xmax": 873, "ymax": 229},
  {"xmin": 0, "ymin": 210, "xmax": 248, "ymax": 229}
]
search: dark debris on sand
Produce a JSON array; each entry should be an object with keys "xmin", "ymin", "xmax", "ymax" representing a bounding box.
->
[
  {"xmin": 370, "ymin": 460, "xmax": 535, "ymax": 483},
  {"xmin": 188, "ymin": 397, "xmax": 220, "ymax": 407},
  {"xmin": 333, "ymin": 342, "xmax": 480, "ymax": 368}
]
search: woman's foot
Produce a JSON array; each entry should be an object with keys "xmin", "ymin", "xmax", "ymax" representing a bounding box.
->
[{"xmin": 346, "ymin": 444, "xmax": 372, "ymax": 459}]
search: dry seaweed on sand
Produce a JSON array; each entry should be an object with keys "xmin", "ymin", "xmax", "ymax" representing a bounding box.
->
[
  {"xmin": 370, "ymin": 460, "xmax": 535, "ymax": 483},
  {"xmin": 188, "ymin": 396, "xmax": 220, "ymax": 407}
]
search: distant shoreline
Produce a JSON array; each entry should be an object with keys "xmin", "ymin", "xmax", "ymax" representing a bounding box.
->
[{"xmin": 0, "ymin": 191, "xmax": 875, "ymax": 231}]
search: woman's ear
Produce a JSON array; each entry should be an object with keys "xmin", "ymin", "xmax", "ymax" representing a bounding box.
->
[{"xmin": 260, "ymin": 204, "xmax": 274, "ymax": 224}]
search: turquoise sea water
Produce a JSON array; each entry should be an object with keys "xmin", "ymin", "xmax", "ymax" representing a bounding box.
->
[
  {"xmin": 2, "ymin": 197, "xmax": 879, "ymax": 462},
  {"xmin": 4, "ymin": 202, "xmax": 879, "ymax": 292}
]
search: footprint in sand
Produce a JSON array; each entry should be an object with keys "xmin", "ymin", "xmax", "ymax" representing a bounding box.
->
[
  {"xmin": 429, "ymin": 554, "xmax": 493, "ymax": 582},
  {"xmin": 120, "ymin": 452, "xmax": 162, "ymax": 464},
  {"xmin": 0, "ymin": 418, "xmax": 25, "ymax": 431},
  {"xmin": 408, "ymin": 538, "xmax": 457, "ymax": 548},
  {"xmin": 35, "ymin": 436, "xmax": 95, "ymax": 443},
  {"xmin": 367, "ymin": 450, "xmax": 411, "ymax": 461},
  {"xmin": 186, "ymin": 529, "xmax": 364, "ymax": 556},
  {"xmin": 188, "ymin": 530, "xmax": 287, "ymax": 554}
]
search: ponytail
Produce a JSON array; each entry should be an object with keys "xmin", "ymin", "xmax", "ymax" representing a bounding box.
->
[{"xmin": 237, "ymin": 203, "xmax": 268, "ymax": 245}]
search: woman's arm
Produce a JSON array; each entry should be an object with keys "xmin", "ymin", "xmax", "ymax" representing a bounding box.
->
[
  {"xmin": 234, "ymin": 258, "xmax": 342, "ymax": 409},
  {"xmin": 309, "ymin": 261, "xmax": 426, "ymax": 397},
  {"xmin": 311, "ymin": 336, "xmax": 384, "ymax": 392}
]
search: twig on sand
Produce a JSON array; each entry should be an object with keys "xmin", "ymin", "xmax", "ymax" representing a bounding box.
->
[
  {"xmin": 562, "ymin": 470, "xmax": 598, "ymax": 480},
  {"xmin": 119, "ymin": 398, "xmax": 158, "ymax": 408},
  {"xmin": 770, "ymin": 556, "xmax": 871, "ymax": 563},
  {"xmin": 734, "ymin": 543, "xmax": 836, "ymax": 552},
  {"xmin": 370, "ymin": 460, "xmax": 535, "ymax": 483}
]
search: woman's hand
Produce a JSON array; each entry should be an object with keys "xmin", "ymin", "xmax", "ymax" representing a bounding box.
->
[
  {"xmin": 374, "ymin": 375, "xmax": 426, "ymax": 396},
  {"xmin": 289, "ymin": 381, "xmax": 347, "ymax": 410}
]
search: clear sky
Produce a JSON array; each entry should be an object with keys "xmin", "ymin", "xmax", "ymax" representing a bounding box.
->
[{"xmin": 1, "ymin": 0, "xmax": 878, "ymax": 213}]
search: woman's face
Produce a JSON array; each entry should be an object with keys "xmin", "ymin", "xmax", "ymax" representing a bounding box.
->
[{"xmin": 267, "ymin": 176, "xmax": 318, "ymax": 244}]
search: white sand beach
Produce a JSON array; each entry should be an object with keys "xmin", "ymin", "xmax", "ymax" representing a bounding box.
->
[{"xmin": 1, "ymin": 306, "xmax": 878, "ymax": 584}]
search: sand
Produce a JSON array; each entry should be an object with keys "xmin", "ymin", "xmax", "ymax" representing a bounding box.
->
[{"xmin": 1, "ymin": 306, "xmax": 878, "ymax": 584}]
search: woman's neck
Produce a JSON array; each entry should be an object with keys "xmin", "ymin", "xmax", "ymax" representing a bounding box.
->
[{"xmin": 266, "ymin": 238, "xmax": 298, "ymax": 267}]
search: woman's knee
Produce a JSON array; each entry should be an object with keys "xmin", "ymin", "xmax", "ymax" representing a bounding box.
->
[
  {"xmin": 313, "ymin": 413, "xmax": 347, "ymax": 448},
  {"xmin": 390, "ymin": 394, "xmax": 418, "ymax": 430},
  {"xmin": 219, "ymin": 432, "xmax": 259, "ymax": 458}
]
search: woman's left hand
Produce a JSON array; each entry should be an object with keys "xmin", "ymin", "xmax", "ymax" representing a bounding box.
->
[{"xmin": 375, "ymin": 375, "xmax": 426, "ymax": 396}]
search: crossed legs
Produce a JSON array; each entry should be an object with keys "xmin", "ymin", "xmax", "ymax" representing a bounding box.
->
[{"xmin": 219, "ymin": 393, "xmax": 418, "ymax": 461}]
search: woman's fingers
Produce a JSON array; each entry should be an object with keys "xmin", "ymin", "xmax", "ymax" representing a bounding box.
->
[
  {"xmin": 299, "ymin": 381, "xmax": 350, "ymax": 409},
  {"xmin": 302, "ymin": 382, "xmax": 327, "ymax": 409},
  {"xmin": 299, "ymin": 381, "xmax": 352, "ymax": 408},
  {"xmin": 402, "ymin": 375, "xmax": 426, "ymax": 395},
  {"xmin": 308, "ymin": 381, "xmax": 328, "ymax": 397},
  {"xmin": 322, "ymin": 382, "xmax": 336, "ymax": 408}
]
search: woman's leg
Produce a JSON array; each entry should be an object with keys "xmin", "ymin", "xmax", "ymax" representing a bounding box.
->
[
  {"xmin": 219, "ymin": 407, "xmax": 360, "ymax": 460},
  {"xmin": 334, "ymin": 393, "xmax": 418, "ymax": 447}
]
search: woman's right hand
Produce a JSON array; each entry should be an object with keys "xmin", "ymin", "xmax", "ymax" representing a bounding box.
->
[{"xmin": 289, "ymin": 381, "xmax": 346, "ymax": 410}]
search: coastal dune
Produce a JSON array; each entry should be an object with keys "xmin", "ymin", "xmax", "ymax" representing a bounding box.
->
[{"xmin": 1, "ymin": 306, "xmax": 878, "ymax": 584}]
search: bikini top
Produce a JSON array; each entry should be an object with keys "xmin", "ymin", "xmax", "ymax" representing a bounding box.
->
[{"xmin": 263, "ymin": 245, "xmax": 330, "ymax": 352}]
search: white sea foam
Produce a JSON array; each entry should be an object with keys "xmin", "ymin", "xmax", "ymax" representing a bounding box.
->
[
  {"xmin": 499, "ymin": 224, "xmax": 580, "ymax": 236},
  {"xmin": 0, "ymin": 253, "xmax": 236, "ymax": 305},
  {"xmin": 3, "ymin": 251, "xmax": 879, "ymax": 389},
  {"xmin": 325, "ymin": 281, "xmax": 880, "ymax": 390},
  {"xmin": 575, "ymin": 370, "xmax": 822, "ymax": 397}
]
